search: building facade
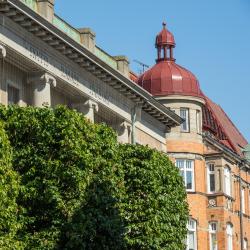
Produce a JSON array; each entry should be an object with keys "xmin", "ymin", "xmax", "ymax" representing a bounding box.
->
[
  {"xmin": 0, "ymin": 0, "xmax": 182, "ymax": 154},
  {"xmin": 137, "ymin": 23, "xmax": 250, "ymax": 250},
  {"xmin": 0, "ymin": 1, "xmax": 250, "ymax": 250}
]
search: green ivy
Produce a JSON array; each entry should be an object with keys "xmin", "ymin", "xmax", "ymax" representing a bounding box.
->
[{"xmin": 0, "ymin": 105, "xmax": 188, "ymax": 249}]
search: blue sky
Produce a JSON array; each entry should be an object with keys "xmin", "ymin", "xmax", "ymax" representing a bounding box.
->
[{"xmin": 55, "ymin": 0, "xmax": 250, "ymax": 142}]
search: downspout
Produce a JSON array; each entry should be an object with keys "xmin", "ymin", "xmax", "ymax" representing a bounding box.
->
[
  {"xmin": 131, "ymin": 104, "xmax": 142, "ymax": 145},
  {"xmin": 239, "ymin": 161, "xmax": 245, "ymax": 250},
  {"xmin": 0, "ymin": 44, "xmax": 6, "ymax": 104}
]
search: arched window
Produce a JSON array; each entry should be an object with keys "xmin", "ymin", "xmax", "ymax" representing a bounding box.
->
[
  {"xmin": 187, "ymin": 219, "xmax": 197, "ymax": 250},
  {"xmin": 226, "ymin": 223, "xmax": 233, "ymax": 250},
  {"xmin": 207, "ymin": 162, "xmax": 215, "ymax": 193},
  {"xmin": 209, "ymin": 222, "xmax": 218, "ymax": 250},
  {"xmin": 224, "ymin": 166, "xmax": 231, "ymax": 196}
]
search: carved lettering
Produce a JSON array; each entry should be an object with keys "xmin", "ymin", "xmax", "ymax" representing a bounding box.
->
[{"xmin": 25, "ymin": 42, "xmax": 49, "ymax": 67}]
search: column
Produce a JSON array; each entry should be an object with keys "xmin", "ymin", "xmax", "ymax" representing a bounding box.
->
[
  {"xmin": 28, "ymin": 72, "xmax": 56, "ymax": 107},
  {"xmin": 73, "ymin": 99, "xmax": 99, "ymax": 122},
  {"xmin": 117, "ymin": 121, "xmax": 131, "ymax": 144}
]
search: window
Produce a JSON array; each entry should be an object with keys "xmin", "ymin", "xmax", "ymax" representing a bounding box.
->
[
  {"xmin": 180, "ymin": 108, "xmax": 190, "ymax": 132},
  {"xmin": 196, "ymin": 110, "xmax": 201, "ymax": 134},
  {"xmin": 7, "ymin": 85, "xmax": 20, "ymax": 105},
  {"xmin": 243, "ymin": 238, "xmax": 248, "ymax": 250},
  {"xmin": 187, "ymin": 219, "xmax": 197, "ymax": 250},
  {"xmin": 207, "ymin": 163, "xmax": 216, "ymax": 193},
  {"xmin": 241, "ymin": 188, "xmax": 245, "ymax": 214},
  {"xmin": 226, "ymin": 223, "xmax": 233, "ymax": 250},
  {"xmin": 176, "ymin": 159, "xmax": 195, "ymax": 191},
  {"xmin": 209, "ymin": 222, "xmax": 218, "ymax": 250},
  {"xmin": 224, "ymin": 166, "xmax": 231, "ymax": 196}
]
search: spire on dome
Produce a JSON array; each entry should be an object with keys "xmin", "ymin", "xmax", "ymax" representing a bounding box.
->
[{"xmin": 155, "ymin": 22, "xmax": 175, "ymax": 62}]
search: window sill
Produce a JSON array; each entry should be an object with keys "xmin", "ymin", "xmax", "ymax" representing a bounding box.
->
[
  {"xmin": 206, "ymin": 192, "xmax": 235, "ymax": 201},
  {"xmin": 180, "ymin": 131, "xmax": 190, "ymax": 133},
  {"xmin": 186, "ymin": 190, "xmax": 196, "ymax": 194}
]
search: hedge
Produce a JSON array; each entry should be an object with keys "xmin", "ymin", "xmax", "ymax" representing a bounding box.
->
[
  {"xmin": 0, "ymin": 105, "xmax": 188, "ymax": 249},
  {"xmin": 0, "ymin": 120, "xmax": 22, "ymax": 249}
]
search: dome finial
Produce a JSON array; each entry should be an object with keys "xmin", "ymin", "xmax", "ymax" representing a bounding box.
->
[{"xmin": 162, "ymin": 21, "xmax": 167, "ymax": 29}]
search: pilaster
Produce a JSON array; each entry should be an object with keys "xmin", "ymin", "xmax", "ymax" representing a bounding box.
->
[
  {"xmin": 73, "ymin": 99, "xmax": 99, "ymax": 122},
  {"xmin": 27, "ymin": 72, "xmax": 56, "ymax": 107},
  {"xmin": 117, "ymin": 120, "xmax": 131, "ymax": 144}
]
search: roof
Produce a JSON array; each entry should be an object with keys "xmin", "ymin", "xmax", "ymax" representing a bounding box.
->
[
  {"xmin": 203, "ymin": 95, "xmax": 248, "ymax": 156},
  {"xmin": 137, "ymin": 60, "xmax": 203, "ymax": 98},
  {"xmin": 155, "ymin": 22, "xmax": 175, "ymax": 47}
]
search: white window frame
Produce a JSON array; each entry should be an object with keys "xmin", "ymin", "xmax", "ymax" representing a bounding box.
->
[
  {"xmin": 241, "ymin": 187, "xmax": 245, "ymax": 214},
  {"xmin": 243, "ymin": 238, "xmax": 248, "ymax": 250},
  {"xmin": 224, "ymin": 166, "xmax": 231, "ymax": 197},
  {"xmin": 187, "ymin": 219, "xmax": 197, "ymax": 250},
  {"xmin": 209, "ymin": 222, "xmax": 218, "ymax": 250},
  {"xmin": 176, "ymin": 159, "xmax": 195, "ymax": 192},
  {"xmin": 180, "ymin": 108, "xmax": 190, "ymax": 132},
  {"xmin": 207, "ymin": 162, "xmax": 216, "ymax": 193},
  {"xmin": 226, "ymin": 223, "xmax": 233, "ymax": 250}
]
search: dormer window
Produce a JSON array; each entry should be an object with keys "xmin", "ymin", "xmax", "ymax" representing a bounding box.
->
[{"xmin": 180, "ymin": 108, "xmax": 190, "ymax": 132}]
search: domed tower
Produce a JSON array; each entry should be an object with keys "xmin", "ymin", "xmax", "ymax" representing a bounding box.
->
[
  {"xmin": 137, "ymin": 23, "xmax": 207, "ymax": 248},
  {"xmin": 137, "ymin": 22, "xmax": 205, "ymax": 151}
]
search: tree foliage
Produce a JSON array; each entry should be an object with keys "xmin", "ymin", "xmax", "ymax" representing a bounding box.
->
[
  {"xmin": 119, "ymin": 144, "xmax": 188, "ymax": 250},
  {"xmin": 0, "ymin": 105, "xmax": 188, "ymax": 249},
  {"xmin": 0, "ymin": 120, "xmax": 22, "ymax": 249}
]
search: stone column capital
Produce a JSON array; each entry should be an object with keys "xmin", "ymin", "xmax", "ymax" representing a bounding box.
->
[
  {"xmin": 120, "ymin": 120, "xmax": 131, "ymax": 130},
  {"xmin": 84, "ymin": 99, "xmax": 99, "ymax": 113},
  {"xmin": 0, "ymin": 44, "xmax": 6, "ymax": 58},
  {"xmin": 118, "ymin": 120, "xmax": 131, "ymax": 144},
  {"xmin": 28, "ymin": 72, "xmax": 56, "ymax": 87}
]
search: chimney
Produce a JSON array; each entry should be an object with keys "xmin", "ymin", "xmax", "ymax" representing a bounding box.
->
[
  {"xmin": 114, "ymin": 56, "xmax": 130, "ymax": 77},
  {"xmin": 37, "ymin": 0, "xmax": 55, "ymax": 22},
  {"xmin": 78, "ymin": 28, "xmax": 96, "ymax": 53}
]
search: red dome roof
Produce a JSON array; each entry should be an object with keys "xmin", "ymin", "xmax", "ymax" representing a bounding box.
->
[
  {"xmin": 137, "ymin": 60, "xmax": 203, "ymax": 97},
  {"xmin": 156, "ymin": 22, "xmax": 175, "ymax": 47},
  {"xmin": 137, "ymin": 23, "xmax": 203, "ymax": 99}
]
